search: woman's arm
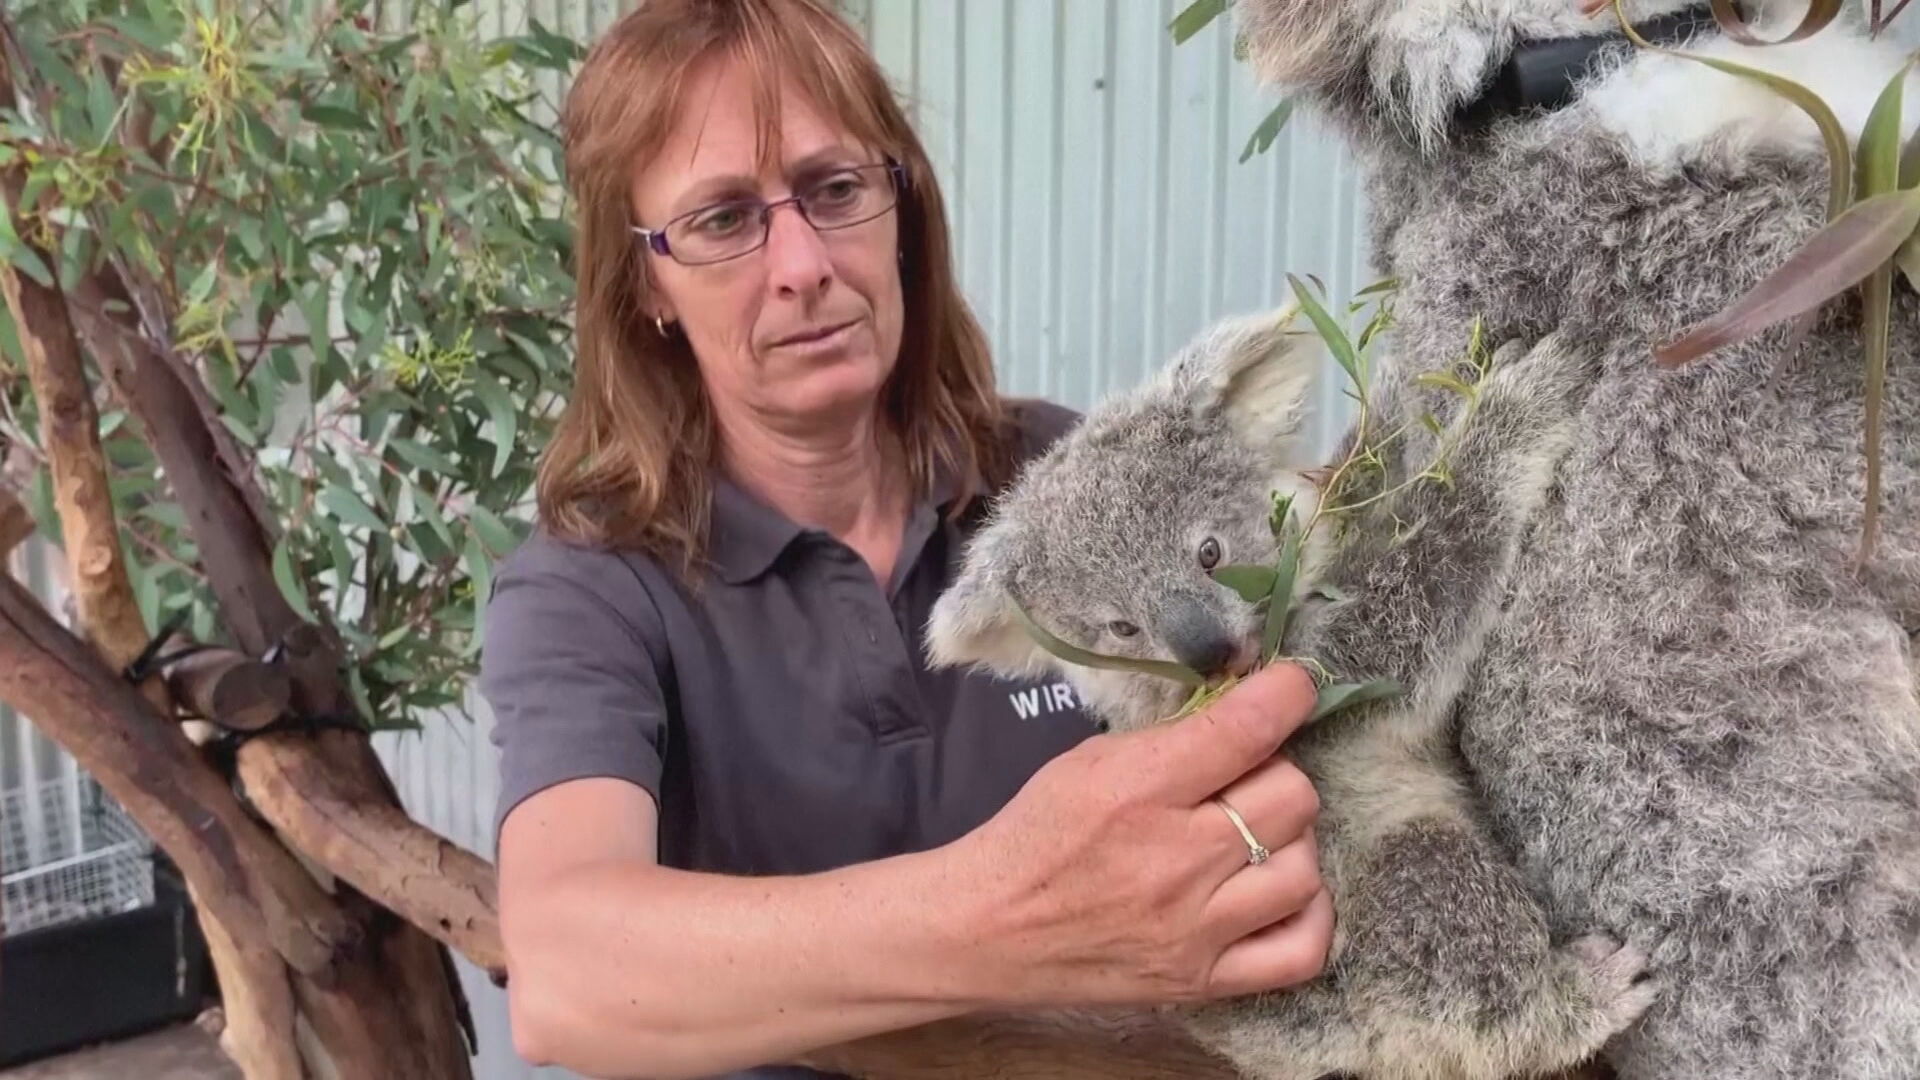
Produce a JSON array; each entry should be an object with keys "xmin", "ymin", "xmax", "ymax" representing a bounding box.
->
[{"xmin": 498, "ymin": 663, "xmax": 1332, "ymax": 1080}]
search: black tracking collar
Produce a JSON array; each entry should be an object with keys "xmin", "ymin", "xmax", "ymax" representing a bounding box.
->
[{"xmin": 1456, "ymin": 3, "xmax": 1725, "ymax": 130}]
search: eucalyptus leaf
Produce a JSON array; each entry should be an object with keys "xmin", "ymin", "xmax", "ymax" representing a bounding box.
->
[
  {"xmin": 1263, "ymin": 516, "xmax": 1302, "ymax": 663},
  {"xmin": 1168, "ymin": 0, "xmax": 1229, "ymax": 43},
  {"xmin": 1211, "ymin": 564, "xmax": 1278, "ymax": 604},
  {"xmin": 271, "ymin": 535, "xmax": 317, "ymax": 623},
  {"xmin": 1288, "ymin": 274, "xmax": 1361, "ymax": 392},
  {"xmin": 1309, "ymin": 679, "xmax": 1405, "ymax": 723},
  {"xmin": 1011, "ymin": 600, "xmax": 1205, "ymax": 688},
  {"xmin": 389, "ymin": 437, "xmax": 460, "ymax": 477},
  {"xmin": 1239, "ymin": 99, "xmax": 1295, "ymax": 164},
  {"xmin": 321, "ymin": 483, "xmax": 387, "ymax": 533},
  {"xmin": 1655, "ymin": 186, "xmax": 1920, "ymax": 367},
  {"xmin": 473, "ymin": 374, "xmax": 519, "ymax": 478},
  {"xmin": 469, "ymin": 504, "xmax": 518, "ymax": 557}
]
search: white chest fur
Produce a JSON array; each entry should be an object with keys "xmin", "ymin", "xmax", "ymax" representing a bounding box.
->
[{"xmin": 1578, "ymin": 17, "xmax": 1920, "ymax": 167}]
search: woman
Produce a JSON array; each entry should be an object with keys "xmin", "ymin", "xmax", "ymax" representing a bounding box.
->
[{"xmin": 479, "ymin": 1, "xmax": 1332, "ymax": 1076}]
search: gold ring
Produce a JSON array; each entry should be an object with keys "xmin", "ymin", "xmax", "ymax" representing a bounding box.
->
[{"xmin": 1213, "ymin": 797, "xmax": 1271, "ymax": 866}]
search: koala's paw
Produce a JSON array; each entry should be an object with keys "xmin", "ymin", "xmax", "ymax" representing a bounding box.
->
[{"xmin": 1569, "ymin": 933, "xmax": 1662, "ymax": 1038}]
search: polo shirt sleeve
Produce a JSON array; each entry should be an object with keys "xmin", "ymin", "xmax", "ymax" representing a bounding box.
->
[{"xmin": 478, "ymin": 531, "xmax": 671, "ymax": 843}]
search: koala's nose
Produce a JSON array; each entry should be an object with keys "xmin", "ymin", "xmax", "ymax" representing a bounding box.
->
[{"xmin": 1160, "ymin": 598, "xmax": 1240, "ymax": 678}]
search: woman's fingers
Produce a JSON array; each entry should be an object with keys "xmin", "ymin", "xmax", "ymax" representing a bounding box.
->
[
  {"xmin": 1200, "ymin": 829, "xmax": 1324, "ymax": 949},
  {"xmin": 1204, "ymin": 885, "xmax": 1336, "ymax": 999},
  {"xmin": 1196, "ymin": 749, "xmax": 1321, "ymax": 884}
]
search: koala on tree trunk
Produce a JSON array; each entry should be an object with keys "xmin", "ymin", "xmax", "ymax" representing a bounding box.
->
[
  {"xmin": 1214, "ymin": 1, "xmax": 1920, "ymax": 1077},
  {"xmin": 927, "ymin": 304, "xmax": 1656, "ymax": 1080}
]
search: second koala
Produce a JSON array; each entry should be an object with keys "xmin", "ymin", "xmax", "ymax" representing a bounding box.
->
[{"xmin": 927, "ymin": 306, "xmax": 1653, "ymax": 1080}]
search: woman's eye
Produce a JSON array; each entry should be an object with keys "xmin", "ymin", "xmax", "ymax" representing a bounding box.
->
[
  {"xmin": 1108, "ymin": 620, "xmax": 1140, "ymax": 639},
  {"xmin": 1197, "ymin": 537, "xmax": 1222, "ymax": 570},
  {"xmin": 811, "ymin": 177, "xmax": 863, "ymax": 206},
  {"xmin": 690, "ymin": 204, "xmax": 754, "ymax": 236}
]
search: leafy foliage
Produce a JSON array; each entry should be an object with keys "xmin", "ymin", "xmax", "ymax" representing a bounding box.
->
[{"xmin": 0, "ymin": 0, "xmax": 582, "ymax": 728}]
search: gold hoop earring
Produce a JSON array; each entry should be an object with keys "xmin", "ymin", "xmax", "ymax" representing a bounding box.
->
[{"xmin": 654, "ymin": 315, "xmax": 669, "ymax": 338}]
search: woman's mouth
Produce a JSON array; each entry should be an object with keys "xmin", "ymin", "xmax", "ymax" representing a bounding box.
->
[{"xmin": 771, "ymin": 318, "xmax": 860, "ymax": 349}]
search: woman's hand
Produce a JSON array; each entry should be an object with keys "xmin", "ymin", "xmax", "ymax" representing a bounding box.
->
[{"xmin": 946, "ymin": 661, "xmax": 1332, "ymax": 1008}]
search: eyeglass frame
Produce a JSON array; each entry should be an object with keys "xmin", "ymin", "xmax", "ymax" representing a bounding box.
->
[{"xmin": 630, "ymin": 159, "xmax": 910, "ymax": 266}]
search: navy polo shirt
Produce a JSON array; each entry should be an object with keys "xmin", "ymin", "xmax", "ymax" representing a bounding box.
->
[{"xmin": 479, "ymin": 400, "xmax": 1098, "ymax": 1074}]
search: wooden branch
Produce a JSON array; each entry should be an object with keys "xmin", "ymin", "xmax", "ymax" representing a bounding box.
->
[
  {"xmin": 796, "ymin": 1009, "xmax": 1243, "ymax": 1080},
  {"xmin": 162, "ymin": 646, "xmax": 292, "ymax": 731},
  {"xmin": 0, "ymin": 257, "xmax": 151, "ymax": 675},
  {"xmin": 0, "ymin": 573, "xmax": 359, "ymax": 974},
  {"xmin": 185, "ymin": 883, "xmax": 306, "ymax": 1080},
  {"xmin": 0, "ymin": 481, "xmax": 29, "ymax": 558},
  {"xmin": 238, "ymin": 727, "xmax": 507, "ymax": 981}
]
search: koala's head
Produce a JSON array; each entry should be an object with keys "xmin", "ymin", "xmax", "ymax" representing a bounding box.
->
[
  {"xmin": 1234, "ymin": 0, "xmax": 1804, "ymax": 152},
  {"xmin": 926, "ymin": 305, "xmax": 1323, "ymax": 731}
]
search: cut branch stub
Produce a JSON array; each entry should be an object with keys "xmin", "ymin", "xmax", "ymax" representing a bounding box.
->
[{"xmin": 162, "ymin": 646, "xmax": 294, "ymax": 732}]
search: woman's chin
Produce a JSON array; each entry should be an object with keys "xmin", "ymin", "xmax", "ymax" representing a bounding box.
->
[{"xmin": 764, "ymin": 355, "xmax": 893, "ymax": 420}]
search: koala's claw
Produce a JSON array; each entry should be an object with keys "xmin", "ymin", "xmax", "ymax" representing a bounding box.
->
[{"xmin": 1570, "ymin": 933, "xmax": 1662, "ymax": 1036}]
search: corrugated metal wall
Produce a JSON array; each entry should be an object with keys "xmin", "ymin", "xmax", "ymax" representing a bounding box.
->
[{"xmin": 372, "ymin": 3, "xmax": 1374, "ymax": 1078}]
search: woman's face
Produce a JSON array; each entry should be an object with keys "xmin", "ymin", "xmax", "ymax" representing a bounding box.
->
[{"xmin": 630, "ymin": 55, "xmax": 906, "ymax": 440}]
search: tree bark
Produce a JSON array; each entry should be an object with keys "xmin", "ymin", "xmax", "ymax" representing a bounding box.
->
[
  {"xmin": 0, "ymin": 254, "xmax": 150, "ymax": 674},
  {"xmin": 0, "ymin": 482, "xmax": 29, "ymax": 558},
  {"xmin": 240, "ymin": 726, "xmax": 506, "ymax": 981},
  {"xmin": 162, "ymin": 646, "xmax": 293, "ymax": 732}
]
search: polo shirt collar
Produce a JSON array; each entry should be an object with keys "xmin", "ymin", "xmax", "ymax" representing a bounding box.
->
[
  {"xmin": 707, "ymin": 473, "xmax": 808, "ymax": 585},
  {"xmin": 705, "ymin": 455, "xmax": 981, "ymax": 587}
]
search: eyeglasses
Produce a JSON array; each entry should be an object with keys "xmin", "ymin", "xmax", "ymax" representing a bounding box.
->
[{"xmin": 632, "ymin": 161, "xmax": 908, "ymax": 266}]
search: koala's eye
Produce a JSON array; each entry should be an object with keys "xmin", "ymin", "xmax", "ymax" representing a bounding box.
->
[
  {"xmin": 1197, "ymin": 537, "xmax": 1222, "ymax": 570},
  {"xmin": 1108, "ymin": 620, "xmax": 1141, "ymax": 638}
]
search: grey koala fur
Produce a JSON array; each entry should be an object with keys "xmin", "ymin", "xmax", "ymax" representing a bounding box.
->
[
  {"xmin": 1220, "ymin": 1, "xmax": 1920, "ymax": 1077},
  {"xmin": 926, "ymin": 306, "xmax": 1657, "ymax": 1080}
]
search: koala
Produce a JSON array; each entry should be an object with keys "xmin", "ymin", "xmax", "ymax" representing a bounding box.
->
[
  {"xmin": 1224, "ymin": 1, "xmax": 1920, "ymax": 1077},
  {"xmin": 927, "ymin": 303, "xmax": 1656, "ymax": 1080}
]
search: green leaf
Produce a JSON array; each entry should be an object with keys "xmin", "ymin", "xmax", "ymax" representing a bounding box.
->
[
  {"xmin": 388, "ymin": 437, "xmax": 460, "ymax": 476},
  {"xmin": 1309, "ymin": 678, "xmax": 1404, "ymax": 723},
  {"xmin": 1168, "ymin": 0, "xmax": 1230, "ymax": 44},
  {"xmin": 1263, "ymin": 514, "xmax": 1302, "ymax": 663},
  {"xmin": 1010, "ymin": 600, "xmax": 1205, "ymax": 688},
  {"xmin": 463, "ymin": 531, "xmax": 495, "ymax": 651},
  {"xmin": 1211, "ymin": 564, "xmax": 1278, "ymax": 604},
  {"xmin": 469, "ymin": 504, "xmax": 518, "ymax": 557},
  {"xmin": 302, "ymin": 104, "xmax": 375, "ymax": 131},
  {"xmin": 1287, "ymin": 273, "xmax": 1360, "ymax": 390},
  {"xmin": 472, "ymin": 375, "xmax": 518, "ymax": 478},
  {"xmin": 1239, "ymin": 99, "xmax": 1295, "ymax": 164},
  {"xmin": 1655, "ymin": 187, "xmax": 1920, "ymax": 367},
  {"xmin": 1857, "ymin": 60, "xmax": 1911, "ymax": 201},
  {"xmin": 272, "ymin": 535, "xmax": 317, "ymax": 623},
  {"xmin": 321, "ymin": 483, "xmax": 387, "ymax": 533}
]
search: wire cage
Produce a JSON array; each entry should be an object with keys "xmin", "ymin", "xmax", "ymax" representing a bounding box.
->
[{"xmin": 1, "ymin": 772, "xmax": 155, "ymax": 938}]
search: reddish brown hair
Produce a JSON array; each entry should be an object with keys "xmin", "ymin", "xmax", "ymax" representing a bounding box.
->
[{"xmin": 537, "ymin": 0, "xmax": 1014, "ymax": 576}]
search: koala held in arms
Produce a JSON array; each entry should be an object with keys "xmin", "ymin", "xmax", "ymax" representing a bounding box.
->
[
  {"xmin": 926, "ymin": 303, "xmax": 1655, "ymax": 1080},
  {"xmin": 1225, "ymin": 1, "xmax": 1920, "ymax": 1077}
]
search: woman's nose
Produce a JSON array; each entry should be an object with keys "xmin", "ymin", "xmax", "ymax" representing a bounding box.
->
[{"xmin": 764, "ymin": 203, "xmax": 833, "ymax": 299}]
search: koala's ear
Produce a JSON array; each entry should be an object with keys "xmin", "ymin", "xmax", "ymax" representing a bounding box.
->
[
  {"xmin": 925, "ymin": 527, "xmax": 1052, "ymax": 680},
  {"xmin": 1178, "ymin": 302, "xmax": 1320, "ymax": 457}
]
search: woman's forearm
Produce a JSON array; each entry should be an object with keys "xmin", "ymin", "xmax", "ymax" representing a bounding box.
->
[{"xmin": 505, "ymin": 842, "xmax": 1002, "ymax": 1079}]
